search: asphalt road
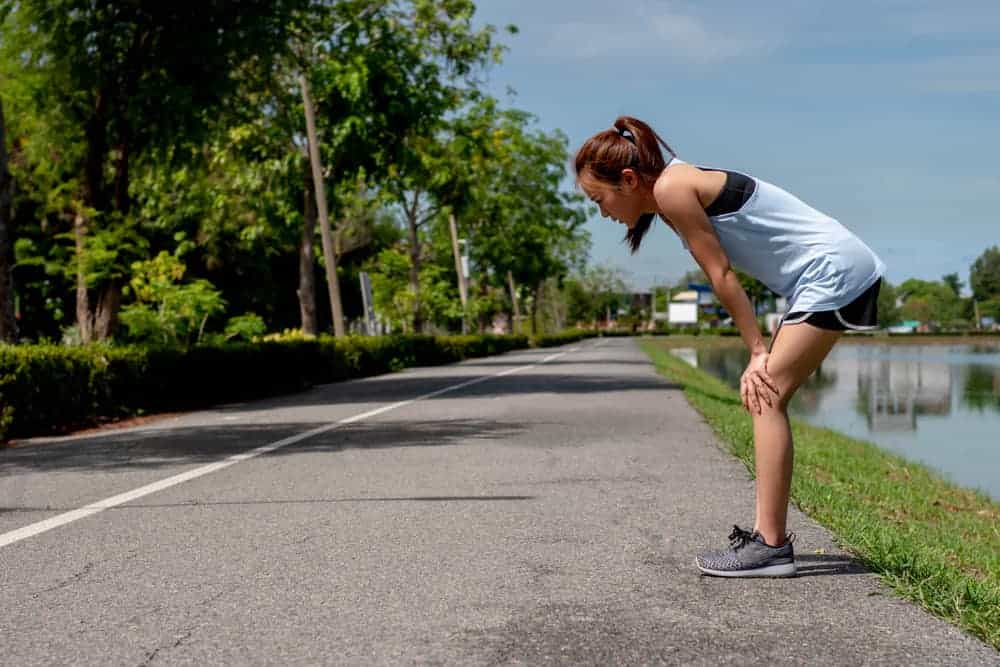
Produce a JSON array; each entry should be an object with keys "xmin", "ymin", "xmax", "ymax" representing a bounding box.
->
[{"xmin": 1, "ymin": 338, "xmax": 997, "ymax": 665}]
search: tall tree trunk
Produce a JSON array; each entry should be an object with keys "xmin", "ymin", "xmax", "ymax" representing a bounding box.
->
[
  {"xmin": 0, "ymin": 96, "xmax": 17, "ymax": 343},
  {"xmin": 77, "ymin": 90, "xmax": 108, "ymax": 342},
  {"xmin": 94, "ymin": 281, "xmax": 120, "ymax": 340},
  {"xmin": 298, "ymin": 161, "xmax": 318, "ymax": 335},
  {"xmin": 114, "ymin": 135, "xmax": 130, "ymax": 215},
  {"xmin": 74, "ymin": 213, "xmax": 94, "ymax": 344},
  {"xmin": 406, "ymin": 194, "xmax": 423, "ymax": 333},
  {"xmin": 84, "ymin": 90, "xmax": 110, "ymax": 214}
]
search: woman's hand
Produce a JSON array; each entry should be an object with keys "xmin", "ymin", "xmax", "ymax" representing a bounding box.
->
[{"xmin": 740, "ymin": 352, "xmax": 780, "ymax": 415}]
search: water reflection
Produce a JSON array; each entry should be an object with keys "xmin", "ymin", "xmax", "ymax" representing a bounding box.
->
[
  {"xmin": 672, "ymin": 342, "xmax": 1000, "ymax": 499},
  {"xmin": 964, "ymin": 364, "xmax": 1000, "ymax": 412},
  {"xmin": 857, "ymin": 358, "xmax": 952, "ymax": 431}
]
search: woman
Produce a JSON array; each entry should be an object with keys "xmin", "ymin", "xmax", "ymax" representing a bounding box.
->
[{"xmin": 575, "ymin": 116, "xmax": 884, "ymax": 577}]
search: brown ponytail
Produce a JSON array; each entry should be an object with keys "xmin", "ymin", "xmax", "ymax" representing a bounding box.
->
[{"xmin": 574, "ymin": 116, "xmax": 676, "ymax": 253}]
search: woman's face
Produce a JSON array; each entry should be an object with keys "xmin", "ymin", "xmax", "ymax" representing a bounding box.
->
[{"xmin": 578, "ymin": 170, "xmax": 644, "ymax": 229}]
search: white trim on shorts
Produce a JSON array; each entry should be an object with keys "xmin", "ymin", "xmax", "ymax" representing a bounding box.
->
[
  {"xmin": 778, "ymin": 307, "xmax": 878, "ymax": 331},
  {"xmin": 779, "ymin": 312, "xmax": 812, "ymax": 326},
  {"xmin": 833, "ymin": 309, "xmax": 879, "ymax": 331}
]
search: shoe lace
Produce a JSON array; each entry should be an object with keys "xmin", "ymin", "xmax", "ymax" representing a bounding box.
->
[{"xmin": 727, "ymin": 525, "xmax": 757, "ymax": 551}]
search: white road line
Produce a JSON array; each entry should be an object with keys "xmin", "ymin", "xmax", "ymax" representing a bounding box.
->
[{"xmin": 0, "ymin": 350, "xmax": 573, "ymax": 549}]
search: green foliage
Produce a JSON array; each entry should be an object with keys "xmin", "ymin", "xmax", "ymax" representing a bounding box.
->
[
  {"xmin": 366, "ymin": 247, "xmax": 416, "ymax": 331},
  {"xmin": 942, "ymin": 272, "xmax": 964, "ymax": 296},
  {"xmin": 68, "ymin": 215, "xmax": 150, "ymax": 287},
  {"xmin": 970, "ymin": 246, "xmax": 1000, "ymax": 302},
  {"xmin": 2, "ymin": 0, "xmax": 597, "ymax": 341},
  {"xmin": 364, "ymin": 245, "xmax": 465, "ymax": 332},
  {"xmin": 735, "ymin": 270, "xmax": 775, "ymax": 313},
  {"xmin": 0, "ymin": 332, "xmax": 547, "ymax": 441},
  {"xmin": 223, "ymin": 313, "xmax": 267, "ymax": 342},
  {"xmin": 564, "ymin": 264, "xmax": 629, "ymax": 325},
  {"xmin": 457, "ymin": 99, "xmax": 590, "ymax": 300},
  {"xmin": 532, "ymin": 329, "xmax": 597, "ymax": 348},
  {"xmin": 1, "ymin": 0, "xmax": 311, "ymax": 339},
  {"xmin": 119, "ymin": 252, "xmax": 226, "ymax": 347},
  {"xmin": 898, "ymin": 278, "xmax": 967, "ymax": 325}
]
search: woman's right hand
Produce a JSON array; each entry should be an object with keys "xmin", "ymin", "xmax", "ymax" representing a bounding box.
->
[{"xmin": 740, "ymin": 352, "xmax": 780, "ymax": 415}]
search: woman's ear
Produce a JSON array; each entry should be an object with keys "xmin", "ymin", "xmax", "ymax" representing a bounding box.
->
[{"xmin": 620, "ymin": 168, "xmax": 640, "ymax": 192}]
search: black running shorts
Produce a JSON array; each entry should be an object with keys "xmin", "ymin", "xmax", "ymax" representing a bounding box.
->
[{"xmin": 782, "ymin": 278, "xmax": 882, "ymax": 331}]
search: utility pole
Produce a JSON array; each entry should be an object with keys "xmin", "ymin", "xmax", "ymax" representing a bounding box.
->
[
  {"xmin": 507, "ymin": 270, "xmax": 519, "ymax": 335},
  {"xmin": 448, "ymin": 212, "xmax": 468, "ymax": 333},
  {"xmin": 295, "ymin": 4, "xmax": 389, "ymax": 336},
  {"xmin": 299, "ymin": 73, "xmax": 345, "ymax": 337}
]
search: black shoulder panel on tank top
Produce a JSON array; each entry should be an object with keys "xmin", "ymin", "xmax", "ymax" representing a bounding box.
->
[{"xmin": 703, "ymin": 170, "xmax": 755, "ymax": 217}]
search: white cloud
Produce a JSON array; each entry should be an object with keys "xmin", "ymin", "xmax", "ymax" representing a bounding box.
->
[
  {"xmin": 541, "ymin": 2, "xmax": 777, "ymax": 65},
  {"xmin": 646, "ymin": 10, "xmax": 772, "ymax": 65}
]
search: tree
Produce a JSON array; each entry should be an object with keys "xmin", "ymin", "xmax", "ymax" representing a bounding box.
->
[
  {"xmin": 0, "ymin": 95, "xmax": 16, "ymax": 342},
  {"xmin": 119, "ymin": 251, "xmax": 226, "ymax": 348},
  {"xmin": 230, "ymin": 0, "xmax": 512, "ymax": 335},
  {"xmin": 897, "ymin": 278, "xmax": 964, "ymax": 325},
  {"xmin": 970, "ymin": 246, "xmax": 1000, "ymax": 301},
  {"xmin": 365, "ymin": 2, "xmax": 509, "ymax": 332},
  {"xmin": 942, "ymin": 272, "xmax": 964, "ymax": 296},
  {"xmin": 3, "ymin": 0, "xmax": 306, "ymax": 341},
  {"xmin": 564, "ymin": 264, "xmax": 628, "ymax": 327},
  {"xmin": 449, "ymin": 101, "xmax": 588, "ymax": 334}
]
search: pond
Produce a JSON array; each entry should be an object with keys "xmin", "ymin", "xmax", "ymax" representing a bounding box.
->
[{"xmin": 671, "ymin": 342, "xmax": 1000, "ymax": 502}]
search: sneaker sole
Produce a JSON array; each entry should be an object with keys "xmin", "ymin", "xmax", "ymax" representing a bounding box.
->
[{"xmin": 695, "ymin": 560, "xmax": 798, "ymax": 578}]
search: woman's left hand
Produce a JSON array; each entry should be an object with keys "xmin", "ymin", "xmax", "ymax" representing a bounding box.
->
[{"xmin": 740, "ymin": 352, "xmax": 780, "ymax": 415}]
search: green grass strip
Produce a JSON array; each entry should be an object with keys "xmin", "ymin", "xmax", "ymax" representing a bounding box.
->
[{"xmin": 638, "ymin": 337, "xmax": 1000, "ymax": 651}]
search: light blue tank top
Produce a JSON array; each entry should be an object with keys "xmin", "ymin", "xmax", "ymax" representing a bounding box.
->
[{"xmin": 671, "ymin": 158, "xmax": 886, "ymax": 313}]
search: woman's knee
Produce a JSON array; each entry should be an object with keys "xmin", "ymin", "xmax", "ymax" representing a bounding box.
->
[
  {"xmin": 754, "ymin": 386, "xmax": 793, "ymax": 416},
  {"xmin": 754, "ymin": 370, "xmax": 800, "ymax": 416}
]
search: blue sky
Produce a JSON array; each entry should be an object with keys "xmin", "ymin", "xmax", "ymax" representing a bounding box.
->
[{"xmin": 471, "ymin": 1, "xmax": 1000, "ymax": 290}]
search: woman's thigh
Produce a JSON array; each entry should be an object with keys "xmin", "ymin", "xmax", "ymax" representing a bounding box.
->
[{"xmin": 766, "ymin": 322, "xmax": 843, "ymax": 406}]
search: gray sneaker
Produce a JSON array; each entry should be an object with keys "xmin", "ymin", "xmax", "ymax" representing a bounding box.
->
[{"xmin": 695, "ymin": 525, "xmax": 797, "ymax": 578}]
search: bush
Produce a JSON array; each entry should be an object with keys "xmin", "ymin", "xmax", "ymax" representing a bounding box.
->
[
  {"xmin": 0, "ymin": 332, "xmax": 546, "ymax": 442},
  {"xmin": 533, "ymin": 329, "xmax": 596, "ymax": 347}
]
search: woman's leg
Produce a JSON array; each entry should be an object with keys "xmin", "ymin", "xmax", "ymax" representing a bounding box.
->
[{"xmin": 752, "ymin": 322, "xmax": 842, "ymax": 546}]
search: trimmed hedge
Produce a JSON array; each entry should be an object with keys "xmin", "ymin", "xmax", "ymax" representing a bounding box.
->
[
  {"xmin": 1, "ymin": 333, "xmax": 562, "ymax": 442},
  {"xmin": 532, "ymin": 328, "xmax": 596, "ymax": 348}
]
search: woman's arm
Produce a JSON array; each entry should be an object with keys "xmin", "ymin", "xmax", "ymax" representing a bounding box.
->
[{"xmin": 653, "ymin": 170, "xmax": 778, "ymax": 412}]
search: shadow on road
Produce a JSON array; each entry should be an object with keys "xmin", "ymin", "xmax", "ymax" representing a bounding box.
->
[
  {"xmin": 795, "ymin": 553, "xmax": 870, "ymax": 577},
  {"xmin": 1, "ymin": 418, "xmax": 536, "ymax": 475},
  {"xmin": 3, "ymin": 367, "xmax": 681, "ymax": 475}
]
